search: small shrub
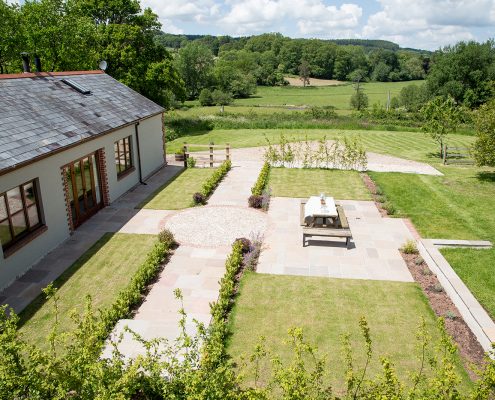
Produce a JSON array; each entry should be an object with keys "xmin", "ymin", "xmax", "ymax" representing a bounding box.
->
[
  {"xmin": 400, "ymin": 239, "xmax": 419, "ymax": 254},
  {"xmin": 248, "ymin": 194, "xmax": 263, "ymax": 209},
  {"xmin": 193, "ymin": 192, "xmax": 206, "ymax": 205},
  {"xmin": 251, "ymin": 162, "xmax": 270, "ymax": 196},
  {"xmin": 432, "ymin": 283, "xmax": 444, "ymax": 293},
  {"xmin": 375, "ymin": 186, "xmax": 384, "ymax": 195},
  {"xmin": 414, "ymin": 256, "xmax": 424, "ymax": 265},
  {"xmin": 445, "ymin": 310, "xmax": 457, "ymax": 320},
  {"xmin": 243, "ymin": 233, "xmax": 263, "ymax": 271},
  {"xmin": 186, "ymin": 156, "xmax": 196, "ymax": 168},
  {"xmin": 261, "ymin": 188, "xmax": 271, "ymax": 211},
  {"xmin": 200, "ymin": 160, "xmax": 231, "ymax": 199},
  {"xmin": 375, "ymin": 195, "xmax": 386, "ymax": 203},
  {"xmin": 234, "ymin": 238, "xmax": 251, "ymax": 254},
  {"xmin": 382, "ymin": 201, "xmax": 396, "ymax": 215},
  {"xmin": 199, "ymin": 88, "xmax": 214, "ymax": 106},
  {"xmin": 422, "ymin": 266, "xmax": 433, "ymax": 275},
  {"xmin": 158, "ymin": 229, "xmax": 176, "ymax": 248}
]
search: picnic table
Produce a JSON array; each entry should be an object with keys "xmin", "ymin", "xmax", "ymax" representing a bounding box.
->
[{"xmin": 304, "ymin": 196, "xmax": 337, "ymax": 227}]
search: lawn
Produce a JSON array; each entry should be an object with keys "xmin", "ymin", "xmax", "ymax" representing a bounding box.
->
[
  {"xmin": 19, "ymin": 233, "xmax": 157, "ymax": 349},
  {"xmin": 369, "ymin": 167, "xmax": 495, "ymax": 319},
  {"xmin": 186, "ymin": 81, "xmax": 424, "ymax": 112},
  {"xmin": 167, "ymin": 128, "xmax": 474, "ymax": 164},
  {"xmin": 268, "ymin": 168, "xmax": 371, "ymax": 200},
  {"xmin": 139, "ymin": 168, "xmax": 216, "ymax": 210},
  {"xmin": 227, "ymin": 272, "xmax": 470, "ymax": 392}
]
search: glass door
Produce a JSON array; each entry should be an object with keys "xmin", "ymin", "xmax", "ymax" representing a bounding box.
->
[{"xmin": 63, "ymin": 152, "xmax": 103, "ymax": 228}]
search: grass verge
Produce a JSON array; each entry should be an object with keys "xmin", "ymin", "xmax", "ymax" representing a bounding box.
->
[
  {"xmin": 269, "ymin": 168, "xmax": 371, "ymax": 200},
  {"xmin": 19, "ymin": 233, "xmax": 158, "ymax": 349},
  {"xmin": 139, "ymin": 168, "xmax": 216, "ymax": 209}
]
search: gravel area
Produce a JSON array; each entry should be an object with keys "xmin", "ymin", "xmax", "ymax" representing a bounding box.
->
[{"xmin": 162, "ymin": 206, "xmax": 268, "ymax": 247}]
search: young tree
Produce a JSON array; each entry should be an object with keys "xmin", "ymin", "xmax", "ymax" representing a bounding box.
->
[
  {"xmin": 298, "ymin": 59, "xmax": 311, "ymax": 87},
  {"xmin": 421, "ymin": 96, "xmax": 463, "ymax": 157},
  {"xmin": 350, "ymin": 89, "xmax": 369, "ymax": 111},
  {"xmin": 473, "ymin": 100, "xmax": 495, "ymax": 166},
  {"xmin": 212, "ymin": 89, "xmax": 233, "ymax": 113},
  {"xmin": 199, "ymin": 88, "xmax": 214, "ymax": 106}
]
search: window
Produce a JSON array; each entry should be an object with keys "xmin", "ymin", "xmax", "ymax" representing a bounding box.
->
[
  {"xmin": 114, "ymin": 136, "xmax": 133, "ymax": 177},
  {"xmin": 0, "ymin": 179, "xmax": 43, "ymax": 251}
]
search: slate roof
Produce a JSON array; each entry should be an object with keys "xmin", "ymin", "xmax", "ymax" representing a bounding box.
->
[{"xmin": 0, "ymin": 71, "xmax": 164, "ymax": 173}]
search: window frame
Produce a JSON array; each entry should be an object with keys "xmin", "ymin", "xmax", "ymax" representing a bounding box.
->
[
  {"xmin": 114, "ymin": 136, "xmax": 134, "ymax": 178},
  {"xmin": 0, "ymin": 179, "xmax": 44, "ymax": 253}
]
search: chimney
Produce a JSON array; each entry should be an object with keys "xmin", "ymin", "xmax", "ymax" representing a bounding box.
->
[
  {"xmin": 34, "ymin": 54, "xmax": 42, "ymax": 72},
  {"xmin": 21, "ymin": 53, "xmax": 30, "ymax": 73}
]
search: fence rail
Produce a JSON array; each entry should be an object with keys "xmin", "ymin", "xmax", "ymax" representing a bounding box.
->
[
  {"xmin": 443, "ymin": 145, "xmax": 473, "ymax": 165},
  {"xmin": 183, "ymin": 143, "xmax": 230, "ymax": 168}
]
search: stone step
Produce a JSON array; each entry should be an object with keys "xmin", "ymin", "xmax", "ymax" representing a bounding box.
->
[{"xmin": 429, "ymin": 238, "xmax": 492, "ymax": 248}]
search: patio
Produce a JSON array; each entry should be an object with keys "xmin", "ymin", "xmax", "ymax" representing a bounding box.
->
[{"xmin": 258, "ymin": 197, "xmax": 414, "ymax": 282}]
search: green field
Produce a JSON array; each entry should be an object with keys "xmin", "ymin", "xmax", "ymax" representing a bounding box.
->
[
  {"xmin": 370, "ymin": 167, "xmax": 495, "ymax": 319},
  {"xmin": 185, "ymin": 81, "xmax": 424, "ymax": 113},
  {"xmin": 139, "ymin": 168, "xmax": 216, "ymax": 209},
  {"xmin": 227, "ymin": 272, "xmax": 470, "ymax": 392},
  {"xmin": 19, "ymin": 233, "xmax": 157, "ymax": 349},
  {"xmin": 268, "ymin": 168, "xmax": 371, "ymax": 200},
  {"xmin": 168, "ymin": 128, "xmax": 474, "ymax": 164}
]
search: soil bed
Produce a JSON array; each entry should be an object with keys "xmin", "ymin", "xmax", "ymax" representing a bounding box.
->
[
  {"xmin": 401, "ymin": 251, "xmax": 486, "ymax": 376},
  {"xmin": 361, "ymin": 173, "xmax": 389, "ymax": 217}
]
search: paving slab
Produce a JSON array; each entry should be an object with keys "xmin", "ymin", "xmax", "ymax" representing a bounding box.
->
[{"xmin": 257, "ymin": 197, "xmax": 414, "ymax": 282}]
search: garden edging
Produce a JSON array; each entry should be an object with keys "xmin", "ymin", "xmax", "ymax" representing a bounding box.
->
[{"xmin": 418, "ymin": 239, "xmax": 495, "ymax": 355}]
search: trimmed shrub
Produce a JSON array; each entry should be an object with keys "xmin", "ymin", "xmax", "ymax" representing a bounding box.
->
[
  {"xmin": 193, "ymin": 192, "xmax": 206, "ymax": 205},
  {"xmin": 248, "ymin": 194, "xmax": 263, "ymax": 209},
  {"xmin": 186, "ymin": 156, "xmax": 196, "ymax": 168},
  {"xmin": 234, "ymin": 237, "xmax": 251, "ymax": 254},
  {"xmin": 200, "ymin": 160, "xmax": 232, "ymax": 199},
  {"xmin": 158, "ymin": 229, "xmax": 176, "ymax": 248},
  {"xmin": 199, "ymin": 88, "xmax": 214, "ymax": 106},
  {"xmin": 251, "ymin": 162, "xmax": 270, "ymax": 196}
]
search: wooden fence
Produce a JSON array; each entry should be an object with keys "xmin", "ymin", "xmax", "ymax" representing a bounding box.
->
[
  {"xmin": 183, "ymin": 143, "xmax": 230, "ymax": 167},
  {"xmin": 443, "ymin": 145, "xmax": 473, "ymax": 165}
]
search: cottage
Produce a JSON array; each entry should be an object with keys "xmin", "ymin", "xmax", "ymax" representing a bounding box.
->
[{"xmin": 0, "ymin": 70, "xmax": 165, "ymax": 290}]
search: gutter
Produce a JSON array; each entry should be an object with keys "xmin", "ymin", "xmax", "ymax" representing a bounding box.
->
[{"xmin": 134, "ymin": 122, "xmax": 146, "ymax": 185}]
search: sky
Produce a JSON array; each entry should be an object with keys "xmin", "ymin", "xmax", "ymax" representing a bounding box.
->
[{"xmin": 141, "ymin": 0, "xmax": 495, "ymax": 50}]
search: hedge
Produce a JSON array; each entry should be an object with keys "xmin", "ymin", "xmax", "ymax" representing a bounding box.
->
[
  {"xmin": 251, "ymin": 162, "xmax": 270, "ymax": 196},
  {"xmin": 193, "ymin": 159, "xmax": 232, "ymax": 205}
]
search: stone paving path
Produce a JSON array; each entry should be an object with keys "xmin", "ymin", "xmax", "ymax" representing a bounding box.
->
[{"xmin": 104, "ymin": 158, "xmax": 264, "ymax": 358}]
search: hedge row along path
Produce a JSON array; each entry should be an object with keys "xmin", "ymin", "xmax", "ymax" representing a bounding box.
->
[{"xmin": 102, "ymin": 156, "xmax": 266, "ymax": 359}]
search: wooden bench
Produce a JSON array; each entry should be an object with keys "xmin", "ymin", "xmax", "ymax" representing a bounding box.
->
[{"xmin": 300, "ymin": 200, "xmax": 352, "ymax": 248}]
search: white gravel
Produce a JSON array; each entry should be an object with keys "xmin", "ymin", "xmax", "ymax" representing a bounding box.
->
[{"xmin": 162, "ymin": 206, "xmax": 268, "ymax": 247}]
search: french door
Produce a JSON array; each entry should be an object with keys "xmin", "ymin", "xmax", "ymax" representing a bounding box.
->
[{"xmin": 63, "ymin": 152, "xmax": 103, "ymax": 228}]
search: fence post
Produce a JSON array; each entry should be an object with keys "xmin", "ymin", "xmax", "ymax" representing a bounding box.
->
[
  {"xmin": 226, "ymin": 143, "xmax": 230, "ymax": 161},
  {"xmin": 209, "ymin": 142, "xmax": 214, "ymax": 168},
  {"xmin": 183, "ymin": 143, "xmax": 188, "ymax": 168},
  {"xmin": 443, "ymin": 144, "xmax": 447, "ymax": 165}
]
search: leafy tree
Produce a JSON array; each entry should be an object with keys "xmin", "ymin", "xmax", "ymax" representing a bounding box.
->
[
  {"xmin": 473, "ymin": 100, "xmax": 495, "ymax": 166},
  {"xmin": 399, "ymin": 84, "xmax": 430, "ymax": 112},
  {"xmin": 214, "ymin": 58, "xmax": 256, "ymax": 98},
  {"xmin": 199, "ymin": 88, "xmax": 214, "ymax": 106},
  {"xmin": 350, "ymin": 88, "xmax": 369, "ymax": 110},
  {"xmin": 212, "ymin": 89, "xmax": 233, "ymax": 113},
  {"xmin": 298, "ymin": 59, "xmax": 311, "ymax": 87},
  {"xmin": 426, "ymin": 40, "xmax": 495, "ymax": 107},
  {"xmin": 421, "ymin": 96, "xmax": 463, "ymax": 157},
  {"xmin": 0, "ymin": 0, "xmax": 23, "ymax": 73},
  {"xmin": 371, "ymin": 61, "xmax": 392, "ymax": 81},
  {"xmin": 175, "ymin": 41, "xmax": 214, "ymax": 99}
]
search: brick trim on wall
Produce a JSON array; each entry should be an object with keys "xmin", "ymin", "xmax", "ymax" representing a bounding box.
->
[
  {"xmin": 60, "ymin": 166, "xmax": 75, "ymax": 233},
  {"xmin": 97, "ymin": 148, "xmax": 110, "ymax": 206}
]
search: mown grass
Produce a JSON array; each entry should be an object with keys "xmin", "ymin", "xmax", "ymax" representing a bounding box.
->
[
  {"xmin": 186, "ymin": 81, "xmax": 424, "ymax": 112},
  {"xmin": 227, "ymin": 272, "xmax": 471, "ymax": 392},
  {"xmin": 19, "ymin": 233, "xmax": 157, "ymax": 350},
  {"xmin": 268, "ymin": 168, "xmax": 371, "ymax": 200},
  {"xmin": 369, "ymin": 167, "xmax": 495, "ymax": 319},
  {"xmin": 139, "ymin": 168, "xmax": 216, "ymax": 210},
  {"xmin": 167, "ymin": 128, "xmax": 474, "ymax": 164}
]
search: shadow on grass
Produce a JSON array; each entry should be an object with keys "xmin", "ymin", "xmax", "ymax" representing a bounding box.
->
[
  {"xmin": 476, "ymin": 171, "xmax": 495, "ymax": 183},
  {"xmin": 136, "ymin": 166, "xmax": 185, "ymax": 209},
  {"xmin": 18, "ymin": 232, "xmax": 114, "ymax": 328}
]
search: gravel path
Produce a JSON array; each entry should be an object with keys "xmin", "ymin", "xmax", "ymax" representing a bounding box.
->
[
  {"xmin": 162, "ymin": 205, "xmax": 268, "ymax": 247},
  {"xmin": 227, "ymin": 144, "xmax": 443, "ymax": 176}
]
